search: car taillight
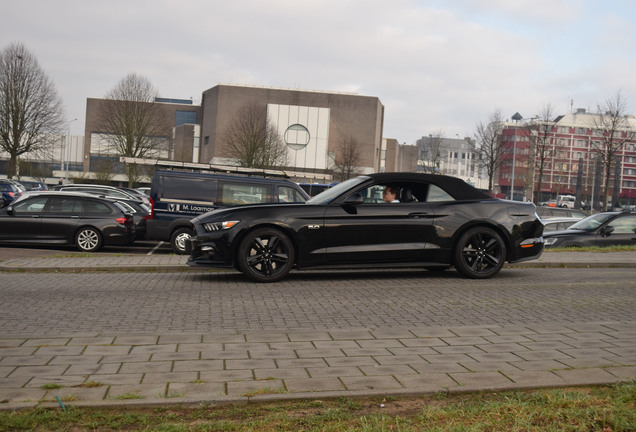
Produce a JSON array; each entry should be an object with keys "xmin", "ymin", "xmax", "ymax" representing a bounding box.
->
[
  {"xmin": 115, "ymin": 217, "xmax": 128, "ymax": 225},
  {"xmin": 8, "ymin": 192, "xmax": 15, "ymax": 197},
  {"xmin": 149, "ymin": 196, "xmax": 154, "ymax": 219}
]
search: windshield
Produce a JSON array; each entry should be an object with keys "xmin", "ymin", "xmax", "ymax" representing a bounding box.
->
[
  {"xmin": 568, "ymin": 213, "xmax": 617, "ymax": 231},
  {"xmin": 306, "ymin": 176, "xmax": 370, "ymax": 205}
]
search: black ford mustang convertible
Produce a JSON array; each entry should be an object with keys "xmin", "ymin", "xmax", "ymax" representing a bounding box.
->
[{"xmin": 187, "ymin": 173, "xmax": 544, "ymax": 282}]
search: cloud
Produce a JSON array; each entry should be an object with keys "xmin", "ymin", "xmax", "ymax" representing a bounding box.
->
[{"xmin": 1, "ymin": 0, "xmax": 635, "ymax": 142}]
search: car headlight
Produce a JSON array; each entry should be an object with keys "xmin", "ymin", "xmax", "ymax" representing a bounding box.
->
[
  {"xmin": 202, "ymin": 220, "xmax": 239, "ymax": 232},
  {"xmin": 544, "ymin": 237, "xmax": 559, "ymax": 246}
]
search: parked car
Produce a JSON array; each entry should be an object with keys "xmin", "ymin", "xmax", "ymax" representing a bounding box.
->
[
  {"xmin": 187, "ymin": 173, "xmax": 544, "ymax": 282},
  {"xmin": 148, "ymin": 170, "xmax": 310, "ymax": 254},
  {"xmin": 536, "ymin": 206, "xmax": 587, "ymax": 219},
  {"xmin": 543, "ymin": 210, "xmax": 636, "ymax": 248},
  {"xmin": 0, "ymin": 180, "xmax": 23, "ymax": 207},
  {"xmin": 0, "ymin": 191, "xmax": 135, "ymax": 251},
  {"xmin": 51, "ymin": 184, "xmax": 151, "ymax": 239},
  {"xmin": 541, "ymin": 217, "xmax": 581, "ymax": 232},
  {"xmin": 19, "ymin": 180, "xmax": 49, "ymax": 191}
]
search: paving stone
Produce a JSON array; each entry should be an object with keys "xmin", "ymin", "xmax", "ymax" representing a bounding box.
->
[
  {"xmin": 421, "ymin": 353, "xmax": 476, "ymax": 363},
  {"xmin": 341, "ymin": 375, "xmax": 403, "ymax": 391},
  {"xmin": 21, "ymin": 338, "xmax": 70, "ymax": 346},
  {"xmin": 325, "ymin": 356, "xmax": 377, "ymax": 367},
  {"xmin": 142, "ymin": 371, "xmax": 197, "ymax": 384},
  {"xmin": 268, "ymin": 341, "xmax": 315, "ymax": 350},
  {"xmin": 410, "ymin": 328, "xmax": 457, "ymax": 338},
  {"xmin": 200, "ymin": 350, "xmax": 249, "ymax": 360},
  {"xmin": 70, "ymin": 337, "xmax": 117, "ymax": 346},
  {"xmin": 508, "ymin": 359, "xmax": 569, "ymax": 371},
  {"xmin": 374, "ymin": 354, "xmax": 429, "ymax": 366},
  {"xmin": 476, "ymin": 343, "xmax": 529, "ymax": 353},
  {"xmin": 284, "ymin": 377, "xmax": 345, "ymax": 392},
  {"xmin": 34, "ymin": 346, "xmax": 85, "ymax": 356},
  {"xmin": 513, "ymin": 350, "xmax": 573, "ymax": 361},
  {"xmin": 49, "ymin": 355, "xmax": 102, "ymax": 365},
  {"xmin": 460, "ymin": 361, "xmax": 521, "ymax": 372},
  {"xmin": 307, "ymin": 366, "xmax": 363, "ymax": 378},
  {"xmin": 605, "ymin": 366, "xmax": 636, "ymax": 380},
  {"xmin": 287, "ymin": 331, "xmax": 332, "ymax": 341},
  {"xmin": 119, "ymin": 361, "xmax": 173, "ymax": 374},
  {"xmin": 201, "ymin": 334, "xmax": 245, "ymax": 343},
  {"xmin": 226, "ymin": 379, "xmax": 285, "ymax": 397},
  {"xmin": 450, "ymin": 371, "xmax": 512, "ymax": 389},
  {"xmin": 503, "ymin": 370, "xmax": 566, "ymax": 387},
  {"xmin": 113, "ymin": 336, "xmax": 159, "ymax": 345},
  {"xmin": 296, "ymin": 348, "xmax": 345, "ymax": 358},
  {"xmin": 87, "ymin": 373, "xmax": 143, "ymax": 386},
  {"xmin": 0, "ymin": 387, "xmax": 47, "ymax": 403},
  {"xmin": 399, "ymin": 338, "xmax": 447, "ymax": 347},
  {"xmin": 172, "ymin": 360, "xmax": 224, "ymax": 372},
  {"xmin": 248, "ymin": 349, "xmax": 298, "ymax": 360},
  {"xmin": 0, "ymin": 355, "xmax": 53, "ymax": 366},
  {"xmin": 0, "ymin": 338, "xmax": 27, "ymax": 347},
  {"xmin": 435, "ymin": 345, "xmax": 486, "ymax": 355},
  {"xmin": 0, "ymin": 347, "xmax": 37, "ymax": 356},
  {"xmin": 199, "ymin": 369, "xmax": 254, "ymax": 382},
  {"xmin": 254, "ymin": 367, "xmax": 309, "ymax": 380},
  {"xmin": 106, "ymin": 384, "xmax": 166, "ymax": 400},
  {"xmin": 553, "ymin": 368, "xmax": 618, "ymax": 385},
  {"xmin": 328, "ymin": 329, "xmax": 374, "ymax": 340},
  {"xmin": 151, "ymin": 351, "xmax": 201, "ymax": 361},
  {"xmin": 158, "ymin": 334, "xmax": 203, "ymax": 344},
  {"xmin": 225, "ymin": 359, "xmax": 277, "ymax": 370},
  {"xmin": 395, "ymin": 373, "xmax": 458, "ymax": 391},
  {"xmin": 9, "ymin": 365, "xmax": 68, "ymax": 378},
  {"xmin": 43, "ymin": 386, "xmax": 108, "ymax": 402},
  {"xmin": 168, "ymin": 382, "xmax": 226, "ymax": 398},
  {"xmin": 467, "ymin": 352, "xmax": 524, "ymax": 363},
  {"xmin": 64, "ymin": 363, "xmax": 121, "ymax": 375},
  {"xmin": 410, "ymin": 363, "xmax": 468, "ymax": 374},
  {"xmin": 100, "ymin": 354, "xmax": 152, "ymax": 363},
  {"xmin": 313, "ymin": 340, "xmax": 359, "ymax": 349},
  {"xmin": 83, "ymin": 345, "xmax": 132, "ymax": 356},
  {"xmin": 277, "ymin": 358, "xmax": 327, "ymax": 369},
  {"xmin": 359, "ymin": 364, "xmax": 416, "ymax": 376},
  {"xmin": 342, "ymin": 348, "xmax": 393, "ymax": 357},
  {"xmin": 370, "ymin": 329, "xmax": 416, "ymax": 339},
  {"xmin": 129, "ymin": 344, "xmax": 177, "ymax": 355},
  {"xmin": 177, "ymin": 342, "xmax": 224, "ymax": 352}
]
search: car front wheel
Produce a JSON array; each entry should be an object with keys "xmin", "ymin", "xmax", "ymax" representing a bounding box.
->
[
  {"xmin": 170, "ymin": 228, "xmax": 193, "ymax": 254},
  {"xmin": 236, "ymin": 228, "xmax": 295, "ymax": 283},
  {"xmin": 75, "ymin": 227, "xmax": 103, "ymax": 252},
  {"xmin": 453, "ymin": 227, "xmax": 506, "ymax": 279}
]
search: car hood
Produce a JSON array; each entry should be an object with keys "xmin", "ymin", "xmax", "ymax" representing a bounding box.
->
[{"xmin": 191, "ymin": 202, "xmax": 308, "ymax": 224}]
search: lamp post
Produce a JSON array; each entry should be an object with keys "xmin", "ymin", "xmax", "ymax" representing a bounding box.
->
[
  {"xmin": 510, "ymin": 112, "xmax": 523, "ymax": 200},
  {"xmin": 65, "ymin": 118, "xmax": 77, "ymax": 183}
]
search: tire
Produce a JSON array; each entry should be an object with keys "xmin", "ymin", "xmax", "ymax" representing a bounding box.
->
[
  {"xmin": 453, "ymin": 227, "xmax": 506, "ymax": 279},
  {"xmin": 170, "ymin": 227, "xmax": 193, "ymax": 255},
  {"xmin": 236, "ymin": 227, "xmax": 295, "ymax": 283},
  {"xmin": 75, "ymin": 227, "xmax": 103, "ymax": 252}
]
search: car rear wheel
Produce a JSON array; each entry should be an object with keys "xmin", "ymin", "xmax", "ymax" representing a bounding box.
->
[
  {"xmin": 75, "ymin": 227, "xmax": 103, "ymax": 252},
  {"xmin": 170, "ymin": 228, "xmax": 193, "ymax": 254},
  {"xmin": 236, "ymin": 228, "xmax": 295, "ymax": 282},
  {"xmin": 453, "ymin": 227, "xmax": 506, "ymax": 279}
]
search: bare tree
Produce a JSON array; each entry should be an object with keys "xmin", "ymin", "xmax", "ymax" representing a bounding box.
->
[
  {"xmin": 529, "ymin": 104, "xmax": 557, "ymax": 204},
  {"xmin": 0, "ymin": 42, "xmax": 65, "ymax": 178},
  {"xmin": 224, "ymin": 103, "xmax": 288, "ymax": 169},
  {"xmin": 417, "ymin": 130, "xmax": 445, "ymax": 174},
  {"xmin": 333, "ymin": 136, "xmax": 362, "ymax": 181},
  {"xmin": 591, "ymin": 91, "xmax": 635, "ymax": 210},
  {"xmin": 473, "ymin": 109, "xmax": 506, "ymax": 194},
  {"xmin": 99, "ymin": 73, "xmax": 169, "ymax": 186}
]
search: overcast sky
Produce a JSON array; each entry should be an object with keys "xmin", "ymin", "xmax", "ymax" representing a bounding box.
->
[{"xmin": 3, "ymin": 0, "xmax": 636, "ymax": 143}]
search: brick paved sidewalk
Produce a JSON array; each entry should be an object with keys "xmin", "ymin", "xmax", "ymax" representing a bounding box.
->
[{"xmin": 1, "ymin": 322, "xmax": 635, "ymax": 410}]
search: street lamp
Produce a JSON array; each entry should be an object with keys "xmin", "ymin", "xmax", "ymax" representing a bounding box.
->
[
  {"xmin": 65, "ymin": 118, "xmax": 77, "ymax": 183},
  {"xmin": 510, "ymin": 112, "xmax": 523, "ymax": 200}
]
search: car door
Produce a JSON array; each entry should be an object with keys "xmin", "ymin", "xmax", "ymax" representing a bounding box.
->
[
  {"xmin": 39, "ymin": 196, "xmax": 84, "ymax": 242},
  {"xmin": 321, "ymin": 184, "xmax": 436, "ymax": 265},
  {"xmin": 592, "ymin": 214, "xmax": 636, "ymax": 246},
  {"xmin": 0, "ymin": 196, "xmax": 49, "ymax": 241}
]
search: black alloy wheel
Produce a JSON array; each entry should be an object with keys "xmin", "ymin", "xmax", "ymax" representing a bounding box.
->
[
  {"xmin": 453, "ymin": 227, "xmax": 506, "ymax": 279},
  {"xmin": 236, "ymin": 227, "xmax": 295, "ymax": 282},
  {"xmin": 170, "ymin": 227, "xmax": 193, "ymax": 254}
]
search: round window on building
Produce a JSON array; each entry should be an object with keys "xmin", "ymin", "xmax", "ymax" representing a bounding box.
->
[{"xmin": 284, "ymin": 124, "xmax": 310, "ymax": 150}]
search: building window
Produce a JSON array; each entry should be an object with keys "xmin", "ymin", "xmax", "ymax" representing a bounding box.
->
[
  {"xmin": 175, "ymin": 111, "xmax": 197, "ymax": 126},
  {"xmin": 204, "ymin": 136, "xmax": 209, "ymax": 145}
]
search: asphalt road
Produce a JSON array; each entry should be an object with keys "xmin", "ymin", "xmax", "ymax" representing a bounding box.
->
[{"xmin": 1, "ymin": 267, "xmax": 634, "ymax": 337}]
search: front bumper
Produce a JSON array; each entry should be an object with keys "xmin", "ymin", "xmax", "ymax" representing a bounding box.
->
[{"xmin": 186, "ymin": 237, "xmax": 233, "ymax": 268}]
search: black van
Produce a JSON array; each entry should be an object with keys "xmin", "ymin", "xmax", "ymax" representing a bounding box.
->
[{"xmin": 147, "ymin": 170, "xmax": 310, "ymax": 253}]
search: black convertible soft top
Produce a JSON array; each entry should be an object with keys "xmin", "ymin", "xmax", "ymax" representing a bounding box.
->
[{"xmin": 366, "ymin": 172, "xmax": 494, "ymax": 201}]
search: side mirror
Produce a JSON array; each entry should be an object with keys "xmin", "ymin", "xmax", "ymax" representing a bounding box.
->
[
  {"xmin": 601, "ymin": 225, "xmax": 615, "ymax": 237},
  {"xmin": 344, "ymin": 193, "xmax": 364, "ymax": 205},
  {"xmin": 6, "ymin": 206, "xmax": 14, "ymax": 215}
]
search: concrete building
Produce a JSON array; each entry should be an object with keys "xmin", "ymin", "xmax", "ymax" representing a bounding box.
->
[{"xmin": 497, "ymin": 108, "xmax": 636, "ymax": 206}]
